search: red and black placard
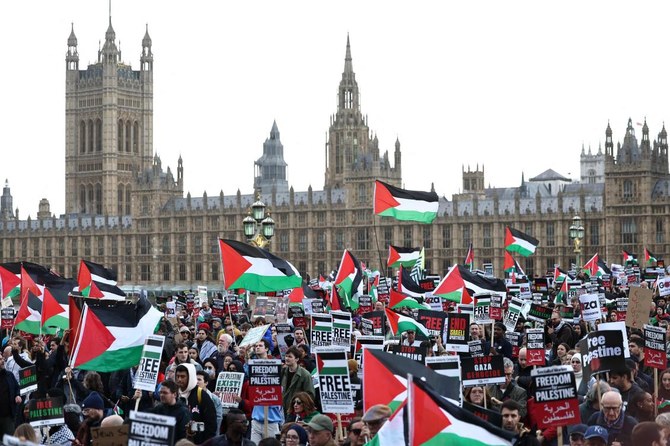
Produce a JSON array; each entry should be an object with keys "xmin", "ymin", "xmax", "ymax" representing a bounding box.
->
[
  {"xmin": 530, "ymin": 365, "xmax": 579, "ymax": 429},
  {"xmin": 445, "ymin": 313, "xmax": 470, "ymax": 353},
  {"xmin": 525, "ymin": 328, "xmax": 546, "ymax": 366},
  {"xmin": 644, "ymin": 324, "xmax": 667, "ymax": 370},
  {"xmin": 461, "ymin": 355, "xmax": 505, "ymax": 387},
  {"xmin": 417, "ymin": 309, "xmax": 446, "ymax": 339},
  {"xmin": 248, "ymin": 359, "xmax": 282, "ymax": 406},
  {"xmin": 362, "ymin": 311, "xmax": 386, "ymax": 336}
]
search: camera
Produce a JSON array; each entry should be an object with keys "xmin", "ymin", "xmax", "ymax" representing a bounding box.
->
[{"xmin": 190, "ymin": 421, "xmax": 205, "ymax": 432}]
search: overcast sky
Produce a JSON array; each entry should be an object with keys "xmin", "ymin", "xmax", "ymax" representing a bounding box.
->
[{"xmin": 1, "ymin": 1, "xmax": 669, "ymax": 217}]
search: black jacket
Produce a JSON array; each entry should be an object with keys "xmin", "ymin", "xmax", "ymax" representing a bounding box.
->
[{"xmin": 149, "ymin": 401, "xmax": 191, "ymax": 441}]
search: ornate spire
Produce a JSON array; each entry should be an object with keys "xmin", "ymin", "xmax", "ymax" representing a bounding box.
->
[
  {"xmin": 344, "ymin": 33, "xmax": 353, "ymax": 74},
  {"xmin": 68, "ymin": 23, "xmax": 77, "ymax": 47}
]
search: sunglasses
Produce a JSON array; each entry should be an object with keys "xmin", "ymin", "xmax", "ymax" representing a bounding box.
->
[
  {"xmin": 351, "ymin": 428, "xmax": 362, "ymax": 435},
  {"xmin": 293, "ymin": 400, "xmax": 303, "ymax": 405}
]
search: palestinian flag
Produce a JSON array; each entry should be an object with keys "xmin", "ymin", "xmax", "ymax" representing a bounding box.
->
[
  {"xmin": 389, "ymin": 289, "xmax": 430, "ymax": 310},
  {"xmin": 622, "ymin": 250, "xmax": 637, "ymax": 264},
  {"xmin": 464, "ymin": 243, "xmax": 474, "ymax": 271},
  {"xmin": 399, "ymin": 376, "xmax": 514, "ymax": 446},
  {"xmin": 398, "ymin": 266, "xmax": 426, "ymax": 298},
  {"xmin": 69, "ymin": 296, "xmax": 163, "ymax": 372},
  {"xmin": 333, "ymin": 250, "xmax": 362, "ymax": 309},
  {"xmin": 77, "ymin": 260, "xmax": 125, "ymax": 299},
  {"xmin": 384, "ymin": 308, "xmax": 429, "ymax": 339},
  {"xmin": 41, "ymin": 277, "xmax": 77, "ymax": 330},
  {"xmin": 553, "ymin": 266, "xmax": 572, "ymax": 284},
  {"xmin": 645, "ymin": 248, "xmax": 658, "ymax": 266},
  {"xmin": 374, "ymin": 180, "xmax": 439, "ymax": 224},
  {"xmin": 219, "ymin": 239, "xmax": 302, "ymax": 292},
  {"xmin": 503, "ymin": 251, "xmax": 516, "ymax": 274},
  {"xmin": 433, "ymin": 265, "xmax": 470, "ymax": 304},
  {"xmin": 505, "ymin": 227, "xmax": 539, "ymax": 257},
  {"xmin": 0, "ymin": 262, "xmax": 22, "ymax": 301},
  {"xmin": 387, "ymin": 245, "xmax": 422, "ymax": 268},
  {"xmin": 597, "ymin": 258, "xmax": 612, "ymax": 276},
  {"xmin": 316, "ymin": 350, "xmax": 349, "ymax": 376},
  {"xmin": 312, "ymin": 313, "xmax": 332, "ymax": 332},
  {"xmin": 14, "ymin": 264, "xmax": 59, "ymax": 335},
  {"xmin": 362, "ymin": 349, "xmax": 460, "ymax": 412},
  {"xmin": 354, "ymin": 335, "xmax": 385, "ymax": 354},
  {"xmin": 555, "ymin": 276, "xmax": 570, "ymax": 305},
  {"xmin": 582, "ymin": 253, "xmax": 599, "ymax": 277}
]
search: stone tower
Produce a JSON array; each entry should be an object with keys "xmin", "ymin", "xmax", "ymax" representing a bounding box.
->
[
  {"xmin": 324, "ymin": 35, "xmax": 401, "ymax": 202},
  {"xmin": 64, "ymin": 18, "xmax": 154, "ymax": 216},
  {"xmin": 254, "ymin": 121, "xmax": 289, "ymax": 195}
]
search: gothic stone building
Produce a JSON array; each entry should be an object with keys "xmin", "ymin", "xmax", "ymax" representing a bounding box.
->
[{"xmin": 0, "ymin": 22, "xmax": 668, "ymax": 293}]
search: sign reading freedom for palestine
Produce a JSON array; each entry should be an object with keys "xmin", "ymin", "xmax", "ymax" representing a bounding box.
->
[
  {"xmin": 531, "ymin": 365, "xmax": 579, "ymax": 429},
  {"xmin": 248, "ymin": 359, "xmax": 282, "ymax": 406},
  {"xmin": 128, "ymin": 410, "xmax": 175, "ymax": 446}
]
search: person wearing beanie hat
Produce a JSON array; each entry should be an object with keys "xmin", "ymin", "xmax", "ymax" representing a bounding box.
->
[
  {"xmin": 493, "ymin": 322, "xmax": 513, "ymax": 359},
  {"xmin": 75, "ymin": 391, "xmax": 104, "ymax": 446},
  {"xmin": 284, "ymin": 423, "xmax": 308, "ymax": 446}
]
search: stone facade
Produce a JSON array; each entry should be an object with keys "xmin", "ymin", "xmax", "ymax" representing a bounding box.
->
[{"xmin": 0, "ymin": 23, "xmax": 668, "ymax": 293}]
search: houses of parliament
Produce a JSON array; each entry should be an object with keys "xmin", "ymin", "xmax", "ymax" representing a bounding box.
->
[{"xmin": 0, "ymin": 19, "xmax": 669, "ymax": 293}]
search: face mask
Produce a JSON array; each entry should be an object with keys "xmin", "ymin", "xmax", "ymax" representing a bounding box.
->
[{"xmin": 207, "ymin": 369, "xmax": 215, "ymax": 378}]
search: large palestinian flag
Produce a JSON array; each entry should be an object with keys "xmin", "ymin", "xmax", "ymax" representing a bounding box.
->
[
  {"xmin": 333, "ymin": 250, "xmax": 362, "ymax": 309},
  {"xmin": 505, "ymin": 227, "xmax": 539, "ymax": 257},
  {"xmin": 219, "ymin": 239, "xmax": 302, "ymax": 292},
  {"xmin": 374, "ymin": 180, "xmax": 439, "ymax": 224},
  {"xmin": 362, "ymin": 349, "xmax": 460, "ymax": 412},
  {"xmin": 369, "ymin": 375, "xmax": 514, "ymax": 445},
  {"xmin": 389, "ymin": 289, "xmax": 429, "ymax": 310},
  {"xmin": 384, "ymin": 308, "xmax": 429, "ymax": 339},
  {"xmin": 434, "ymin": 265, "xmax": 506, "ymax": 305},
  {"xmin": 14, "ymin": 264, "xmax": 60, "ymax": 334},
  {"xmin": 387, "ymin": 245, "xmax": 422, "ymax": 268},
  {"xmin": 69, "ymin": 296, "xmax": 162, "ymax": 372},
  {"xmin": 77, "ymin": 260, "xmax": 125, "ymax": 299},
  {"xmin": 398, "ymin": 267, "xmax": 426, "ymax": 298},
  {"xmin": 41, "ymin": 276, "xmax": 77, "ymax": 330},
  {"xmin": 0, "ymin": 262, "xmax": 50, "ymax": 302}
]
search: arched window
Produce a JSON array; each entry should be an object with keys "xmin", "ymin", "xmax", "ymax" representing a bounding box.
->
[
  {"xmin": 80, "ymin": 121, "xmax": 86, "ymax": 153},
  {"xmin": 125, "ymin": 121, "xmax": 131, "ymax": 152},
  {"xmin": 125, "ymin": 188, "xmax": 131, "ymax": 215},
  {"xmin": 79, "ymin": 185, "xmax": 86, "ymax": 213},
  {"xmin": 95, "ymin": 119, "xmax": 102, "ymax": 152},
  {"xmin": 118, "ymin": 185, "xmax": 124, "ymax": 215},
  {"xmin": 118, "ymin": 120, "xmax": 124, "ymax": 152},
  {"xmin": 623, "ymin": 180, "xmax": 633, "ymax": 199},
  {"xmin": 87, "ymin": 185, "xmax": 94, "ymax": 214},
  {"xmin": 588, "ymin": 169, "xmax": 596, "ymax": 184},
  {"xmin": 87, "ymin": 120, "xmax": 94, "ymax": 152},
  {"xmin": 95, "ymin": 184, "xmax": 102, "ymax": 215},
  {"xmin": 133, "ymin": 121, "xmax": 139, "ymax": 153},
  {"xmin": 141, "ymin": 196, "xmax": 149, "ymax": 216}
]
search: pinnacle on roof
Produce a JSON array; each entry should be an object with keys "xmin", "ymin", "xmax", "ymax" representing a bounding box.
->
[
  {"xmin": 344, "ymin": 34, "xmax": 353, "ymax": 74},
  {"xmin": 606, "ymin": 120, "xmax": 612, "ymax": 136},
  {"xmin": 105, "ymin": 17, "xmax": 116, "ymax": 42},
  {"xmin": 142, "ymin": 23, "xmax": 152, "ymax": 47},
  {"xmin": 68, "ymin": 23, "xmax": 77, "ymax": 46},
  {"xmin": 270, "ymin": 120, "xmax": 280, "ymax": 139}
]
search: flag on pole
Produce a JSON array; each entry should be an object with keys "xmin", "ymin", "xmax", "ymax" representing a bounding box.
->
[
  {"xmin": 622, "ymin": 250, "xmax": 637, "ymax": 264},
  {"xmin": 504, "ymin": 227, "xmax": 539, "ymax": 257},
  {"xmin": 553, "ymin": 266, "xmax": 572, "ymax": 283},
  {"xmin": 399, "ymin": 266, "xmax": 426, "ymax": 298},
  {"xmin": 387, "ymin": 246, "xmax": 422, "ymax": 268},
  {"xmin": 555, "ymin": 276, "xmax": 570, "ymax": 305},
  {"xmin": 333, "ymin": 250, "xmax": 363, "ymax": 310},
  {"xmin": 77, "ymin": 260, "xmax": 125, "ymax": 299},
  {"xmin": 41, "ymin": 276, "xmax": 77, "ymax": 330},
  {"xmin": 389, "ymin": 289, "xmax": 430, "ymax": 311},
  {"xmin": 645, "ymin": 248, "xmax": 658, "ymax": 266},
  {"xmin": 374, "ymin": 180, "xmax": 439, "ymax": 224},
  {"xmin": 219, "ymin": 239, "xmax": 302, "ymax": 292},
  {"xmin": 409, "ymin": 248, "xmax": 424, "ymax": 284},
  {"xmin": 384, "ymin": 308, "xmax": 429, "ymax": 340},
  {"xmin": 464, "ymin": 243, "xmax": 474, "ymax": 271}
]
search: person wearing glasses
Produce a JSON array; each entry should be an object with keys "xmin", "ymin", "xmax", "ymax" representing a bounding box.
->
[
  {"xmin": 200, "ymin": 408, "xmax": 255, "ymax": 446},
  {"xmin": 586, "ymin": 391, "xmax": 637, "ymax": 446},
  {"xmin": 360, "ymin": 404, "xmax": 391, "ymax": 441},
  {"xmin": 344, "ymin": 418, "xmax": 365, "ymax": 446},
  {"xmin": 148, "ymin": 380, "xmax": 191, "ymax": 442},
  {"xmin": 286, "ymin": 392, "xmax": 320, "ymax": 423},
  {"xmin": 282, "ymin": 423, "xmax": 308, "ymax": 446},
  {"xmin": 488, "ymin": 357, "xmax": 527, "ymax": 418}
]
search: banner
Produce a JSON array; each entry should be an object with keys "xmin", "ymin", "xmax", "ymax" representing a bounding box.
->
[
  {"xmin": 311, "ymin": 313, "xmax": 333, "ymax": 351},
  {"xmin": 626, "ymin": 286, "xmax": 654, "ymax": 329},
  {"xmin": 390, "ymin": 344, "xmax": 427, "ymax": 364},
  {"xmin": 474, "ymin": 295, "xmax": 492, "ymax": 325},
  {"xmin": 361, "ymin": 311, "xmax": 385, "ymax": 336},
  {"xmin": 583, "ymin": 330, "xmax": 625, "ymax": 375},
  {"xmin": 28, "ymin": 397, "xmax": 64, "ymax": 428},
  {"xmin": 128, "ymin": 410, "xmax": 175, "ymax": 446},
  {"xmin": 215, "ymin": 372, "xmax": 245, "ymax": 408},
  {"xmin": 134, "ymin": 335, "xmax": 165, "ymax": 392},
  {"xmin": 417, "ymin": 310, "xmax": 446, "ymax": 339},
  {"xmin": 579, "ymin": 294, "xmax": 601, "ymax": 322},
  {"xmin": 331, "ymin": 310, "xmax": 352, "ymax": 351},
  {"xmin": 248, "ymin": 359, "xmax": 282, "ymax": 406},
  {"xmin": 530, "ymin": 365, "xmax": 579, "ymax": 429},
  {"xmin": 644, "ymin": 324, "xmax": 667, "ymax": 370},
  {"xmin": 238, "ymin": 324, "xmax": 272, "ymax": 348},
  {"xmin": 525, "ymin": 328, "xmax": 546, "ymax": 366},
  {"xmin": 1, "ymin": 307, "xmax": 14, "ymax": 329},
  {"xmin": 461, "ymin": 355, "xmax": 505, "ymax": 387},
  {"xmin": 19, "ymin": 366, "xmax": 38, "ymax": 396},
  {"xmin": 444, "ymin": 313, "xmax": 470, "ymax": 353},
  {"xmin": 316, "ymin": 349, "xmax": 353, "ymax": 414},
  {"xmin": 526, "ymin": 304, "xmax": 552, "ymax": 323}
]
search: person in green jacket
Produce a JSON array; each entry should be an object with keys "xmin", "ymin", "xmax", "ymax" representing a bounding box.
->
[{"xmin": 281, "ymin": 346, "xmax": 315, "ymax": 418}]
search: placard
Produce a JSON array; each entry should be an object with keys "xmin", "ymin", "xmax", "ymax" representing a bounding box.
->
[
  {"xmin": 358, "ymin": 295, "xmax": 373, "ymax": 314},
  {"xmin": 530, "ymin": 365, "xmax": 579, "ymax": 429},
  {"xmin": 275, "ymin": 323, "xmax": 293, "ymax": 358},
  {"xmin": 644, "ymin": 324, "xmax": 667, "ymax": 370},
  {"xmin": 28, "ymin": 397, "xmax": 64, "ymax": 428},
  {"xmin": 311, "ymin": 299, "xmax": 324, "ymax": 315},
  {"xmin": 1, "ymin": 308, "xmax": 15, "ymax": 329},
  {"xmin": 360, "ymin": 318, "xmax": 374, "ymax": 336},
  {"xmin": 390, "ymin": 344, "xmax": 427, "ymax": 364},
  {"xmin": 525, "ymin": 329, "xmax": 546, "ymax": 366},
  {"xmin": 215, "ymin": 372, "xmax": 245, "ymax": 408},
  {"xmin": 331, "ymin": 310, "xmax": 352, "ymax": 350},
  {"xmin": 526, "ymin": 304, "xmax": 552, "ymax": 323},
  {"xmin": 186, "ymin": 293, "xmax": 195, "ymax": 311},
  {"xmin": 503, "ymin": 297, "xmax": 524, "ymax": 332},
  {"xmin": 128, "ymin": 410, "xmax": 175, "ymax": 446},
  {"xmin": 468, "ymin": 340, "xmax": 485, "ymax": 357},
  {"xmin": 311, "ymin": 313, "xmax": 333, "ymax": 351},
  {"xmin": 134, "ymin": 335, "xmax": 165, "ymax": 392},
  {"xmin": 598, "ymin": 321, "xmax": 630, "ymax": 358},
  {"xmin": 474, "ymin": 295, "xmax": 492, "ymax": 325},
  {"xmin": 505, "ymin": 331, "xmax": 523, "ymax": 358},
  {"xmin": 424, "ymin": 295, "xmax": 444, "ymax": 312},
  {"xmin": 238, "ymin": 324, "xmax": 272, "ymax": 348},
  {"xmin": 583, "ymin": 330, "xmax": 625, "ymax": 375},
  {"xmin": 211, "ymin": 299, "xmax": 225, "ymax": 318},
  {"xmin": 19, "ymin": 366, "xmax": 38, "ymax": 396},
  {"xmin": 275, "ymin": 296, "xmax": 289, "ymax": 323},
  {"xmin": 417, "ymin": 310, "xmax": 446, "ymax": 339},
  {"xmin": 578, "ymin": 293, "xmax": 601, "ymax": 322},
  {"xmin": 290, "ymin": 306, "xmax": 307, "ymax": 329},
  {"xmin": 461, "ymin": 356, "xmax": 505, "ymax": 387},
  {"xmin": 626, "ymin": 286, "xmax": 654, "ymax": 329},
  {"xmin": 659, "ymin": 276, "xmax": 670, "ymax": 297},
  {"xmin": 362, "ymin": 311, "xmax": 385, "ymax": 336},
  {"xmin": 445, "ymin": 313, "xmax": 470, "ymax": 352},
  {"xmin": 248, "ymin": 359, "xmax": 282, "ymax": 406},
  {"xmin": 425, "ymin": 356, "xmax": 462, "ymax": 405},
  {"xmin": 91, "ymin": 424, "xmax": 129, "ymax": 446},
  {"xmin": 489, "ymin": 294, "xmax": 503, "ymax": 321},
  {"xmin": 316, "ymin": 349, "xmax": 353, "ymax": 414}
]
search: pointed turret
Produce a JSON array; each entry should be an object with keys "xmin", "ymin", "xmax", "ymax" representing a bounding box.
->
[
  {"xmin": 68, "ymin": 23, "xmax": 78, "ymax": 47},
  {"xmin": 641, "ymin": 117, "xmax": 651, "ymax": 157},
  {"xmin": 1, "ymin": 179, "xmax": 14, "ymax": 220},
  {"xmin": 66, "ymin": 23, "xmax": 79, "ymax": 70},
  {"xmin": 255, "ymin": 121, "xmax": 288, "ymax": 195},
  {"xmin": 605, "ymin": 120, "xmax": 614, "ymax": 157},
  {"xmin": 344, "ymin": 34, "xmax": 353, "ymax": 75},
  {"xmin": 141, "ymin": 24, "xmax": 153, "ymax": 72},
  {"xmin": 337, "ymin": 34, "xmax": 359, "ymax": 111},
  {"xmin": 101, "ymin": 16, "xmax": 119, "ymax": 64}
]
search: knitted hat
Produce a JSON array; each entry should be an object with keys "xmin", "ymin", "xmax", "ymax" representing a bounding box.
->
[
  {"xmin": 82, "ymin": 391, "xmax": 104, "ymax": 411},
  {"xmin": 198, "ymin": 323, "xmax": 211, "ymax": 332},
  {"xmin": 287, "ymin": 424, "xmax": 308, "ymax": 444}
]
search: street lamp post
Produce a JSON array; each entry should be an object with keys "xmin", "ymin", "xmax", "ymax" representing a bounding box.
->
[
  {"xmin": 569, "ymin": 215, "xmax": 585, "ymax": 269},
  {"xmin": 243, "ymin": 193, "xmax": 275, "ymax": 248}
]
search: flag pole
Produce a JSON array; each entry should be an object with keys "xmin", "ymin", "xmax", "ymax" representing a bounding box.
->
[
  {"xmin": 372, "ymin": 216, "xmax": 386, "ymax": 277},
  {"xmin": 407, "ymin": 372, "xmax": 414, "ymax": 446}
]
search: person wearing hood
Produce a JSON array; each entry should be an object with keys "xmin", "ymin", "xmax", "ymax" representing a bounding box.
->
[
  {"xmin": 175, "ymin": 363, "xmax": 217, "ymax": 443},
  {"xmin": 571, "ymin": 353, "xmax": 587, "ymax": 401}
]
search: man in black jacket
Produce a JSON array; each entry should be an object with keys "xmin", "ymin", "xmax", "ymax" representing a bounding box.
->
[
  {"xmin": 176, "ymin": 363, "xmax": 217, "ymax": 443},
  {"xmin": 149, "ymin": 380, "xmax": 191, "ymax": 442},
  {"xmin": 0, "ymin": 355, "xmax": 21, "ymax": 437}
]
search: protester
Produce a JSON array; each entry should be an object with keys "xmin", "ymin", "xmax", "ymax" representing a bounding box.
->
[
  {"xmin": 568, "ymin": 424, "xmax": 588, "ymax": 446},
  {"xmin": 175, "ymin": 363, "xmax": 217, "ymax": 443},
  {"xmin": 464, "ymin": 386, "xmax": 491, "ymax": 408},
  {"xmin": 500, "ymin": 400, "xmax": 539, "ymax": 446},
  {"xmin": 305, "ymin": 414, "xmax": 337, "ymax": 446},
  {"xmin": 249, "ymin": 340, "xmax": 283, "ymax": 444},
  {"xmin": 360, "ymin": 404, "xmax": 391, "ymax": 440},
  {"xmin": 0, "ymin": 353, "xmax": 21, "ymax": 437},
  {"xmin": 626, "ymin": 391, "xmax": 656, "ymax": 423},
  {"xmin": 580, "ymin": 381, "xmax": 611, "ymax": 424},
  {"xmin": 196, "ymin": 370, "xmax": 224, "ymax": 435},
  {"xmin": 631, "ymin": 421, "xmax": 667, "ymax": 446},
  {"xmin": 583, "ymin": 425, "xmax": 608, "ymax": 446},
  {"xmin": 286, "ymin": 392, "xmax": 320, "ymax": 423},
  {"xmin": 488, "ymin": 357, "xmax": 527, "ymax": 417},
  {"xmin": 196, "ymin": 325, "xmax": 218, "ymax": 362},
  {"xmin": 14, "ymin": 423, "xmax": 38, "ymax": 443},
  {"xmin": 200, "ymin": 409, "xmax": 255, "ymax": 446},
  {"xmin": 72, "ymin": 391, "xmax": 105, "ymax": 446},
  {"xmin": 492, "ymin": 322, "xmax": 513, "ymax": 359},
  {"xmin": 281, "ymin": 347, "xmax": 315, "ymax": 417},
  {"xmin": 282, "ymin": 423, "xmax": 308, "ymax": 446},
  {"xmin": 586, "ymin": 391, "xmax": 637, "ymax": 445}
]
